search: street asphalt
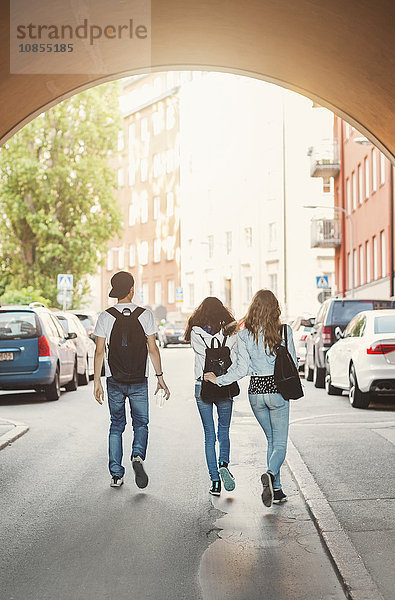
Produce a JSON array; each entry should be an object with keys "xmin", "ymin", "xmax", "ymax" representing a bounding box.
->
[{"xmin": 0, "ymin": 347, "xmax": 394, "ymax": 600}]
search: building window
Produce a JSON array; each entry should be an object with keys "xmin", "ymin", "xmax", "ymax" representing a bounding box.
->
[
  {"xmin": 141, "ymin": 118, "xmax": 149, "ymax": 142},
  {"xmin": 373, "ymin": 236, "xmax": 378, "ymax": 280},
  {"xmin": 245, "ymin": 227, "xmax": 253, "ymax": 247},
  {"xmin": 166, "ymin": 236, "xmax": 175, "ymax": 260},
  {"xmin": 364, "ymin": 157, "xmax": 370, "ymax": 199},
  {"xmin": 166, "ymin": 105, "xmax": 176, "ymax": 130},
  {"xmin": 359, "ymin": 245, "xmax": 364, "ymax": 286},
  {"xmin": 372, "ymin": 149, "xmax": 377, "ymax": 192},
  {"xmin": 154, "ymin": 281, "xmax": 162, "ymax": 305},
  {"xmin": 139, "ymin": 241, "xmax": 149, "ymax": 266},
  {"xmin": 353, "ymin": 249, "xmax": 358, "ymax": 287},
  {"xmin": 128, "ymin": 161, "xmax": 135, "ymax": 186},
  {"xmin": 345, "ymin": 122, "xmax": 351, "ymax": 139},
  {"xmin": 188, "ymin": 283, "xmax": 195, "ymax": 307},
  {"xmin": 358, "ymin": 165, "xmax": 363, "ymax": 205},
  {"xmin": 140, "ymin": 158, "xmax": 148, "ymax": 182},
  {"xmin": 208, "ymin": 235, "xmax": 214, "ymax": 258},
  {"xmin": 129, "ymin": 203, "xmax": 136, "ymax": 226},
  {"xmin": 226, "ymin": 231, "xmax": 232, "ymax": 255},
  {"xmin": 269, "ymin": 222, "xmax": 277, "ymax": 250},
  {"xmin": 128, "ymin": 123, "xmax": 135, "ymax": 150},
  {"xmin": 153, "ymin": 153, "xmax": 163, "ymax": 178},
  {"xmin": 208, "ymin": 281, "xmax": 214, "ymax": 296},
  {"xmin": 153, "ymin": 110, "xmax": 164, "ymax": 136},
  {"xmin": 381, "ymin": 231, "xmax": 386, "ymax": 278},
  {"xmin": 129, "ymin": 244, "xmax": 136, "ymax": 267},
  {"xmin": 153, "ymin": 239, "xmax": 161, "ymax": 263},
  {"xmin": 352, "ymin": 172, "xmax": 357, "ymax": 210},
  {"xmin": 348, "ymin": 252, "xmax": 352, "ymax": 289},
  {"xmin": 168, "ymin": 280, "xmax": 175, "ymax": 304},
  {"xmin": 166, "ymin": 149, "xmax": 174, "ymax": 173},
  {"xmin": 166, "ymin": 192, "xmax": 174, "ymax": 216},
  {"xmin": 140, "ymin": 191, "xmax": 148, "ymax": 223},
  {"xmin": 380, "ymin": 152, "xmax": 386, "ymax": 185},
  {"xmin": 117, "ymin": 131, "xmax": 124, "ymax": 151},
  {"xmin": 142, "ymin": 282, "xmax": 149, "ymax": 305},
  {"xmin": 153, "ymin": 196, "xmax": 161, "ymax": 220},
  {"xmin": 269, "ymin": 273, "xmax": 278, "ymax": 296},
  {"xmin": 117, "ymin": 168, "xmax": 124, "ymax": 188},
  {"xmin": 244, "ymin": 276, "xmax": 253, "ymax": 302},
  {"xmin": 107, "ymin": 249, "xmax": 113, "ymax": 271},
  {"xmin": 346, "ymin": 178, "xmax": 351, "ymax": 213},
  {"xmin": 366, "ymin": 241, "xmax": 371, "ymax": 283}
]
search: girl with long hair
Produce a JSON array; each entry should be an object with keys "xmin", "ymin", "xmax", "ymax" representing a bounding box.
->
[
  {"xmin": 204, "ymin": 289, "xmax": 297, "ymax": 507},
  {"xmin": 185, "ymin": 297, "xmax": 238, "ymax": 496}
]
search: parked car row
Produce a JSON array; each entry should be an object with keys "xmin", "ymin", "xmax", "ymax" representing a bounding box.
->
[
  {"xmin": 302, "ymin": 297, "xmax": 395, "ymax": 409},
  {"xmin": 0, "ymin": 304, "xmax": 96, "ymax": 401}
]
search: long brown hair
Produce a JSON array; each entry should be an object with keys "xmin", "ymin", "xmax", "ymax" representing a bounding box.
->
[
  {"xmin": 185, "ymin": 297, "xmax": 238, "ymax": 342},
  {"xmin": 244, "ymin": 289, "xmax": 282, "ymax": 353}
]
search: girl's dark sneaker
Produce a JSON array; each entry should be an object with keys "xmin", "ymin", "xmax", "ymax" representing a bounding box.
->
[
  {"xmin": 219, "ymin": 465, "xmax": 236, "ymax": 491},
  {"xmin": 260, "ymin": 472, "xmax": 274, "ymax": 507},
  {"xmin": 209, "ymin": 480, "xmax": 221, "ymax": 496},
  {"xmin": 273, "ymin": 489, "xmax": 287, "ymax": 503}
]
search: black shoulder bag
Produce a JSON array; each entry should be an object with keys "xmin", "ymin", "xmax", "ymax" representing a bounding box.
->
[
  {"xmin": 200, "ymin": 335, "xmax": 240, "ymax": 403},
  {"xmin": 274, "ymin": 325, "xmax": 304, "ymax": 400}
]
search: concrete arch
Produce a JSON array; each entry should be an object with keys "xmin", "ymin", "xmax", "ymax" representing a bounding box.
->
[{"xmin": 0, "ymin": 0, "xmax": 394, "ymax": 159}]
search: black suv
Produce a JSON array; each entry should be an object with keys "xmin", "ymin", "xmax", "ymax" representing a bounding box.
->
[{"xmin": 305, "ymin": 298, "xmax": 395, "ymax": 388}]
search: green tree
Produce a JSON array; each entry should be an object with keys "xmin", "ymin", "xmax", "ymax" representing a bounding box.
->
[
  {"xmin": 0, "ymin": 286, "xmax": 50, "ymax": 307},
  {"xmin": 0, "ymin": 82, "xmax": 122, "ymax": 306}
]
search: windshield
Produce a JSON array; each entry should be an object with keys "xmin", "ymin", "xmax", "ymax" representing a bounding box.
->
[
  {"xmin": 332, "ymin": 301, "xmax": 374, "ymax": 325},
  {"xmin": 0, "ymin": 311, "xmax": 40, "ymax": 339},
  {"xmin": 374, "ymin": 315, "xmax": 395, "ymax": 334}
]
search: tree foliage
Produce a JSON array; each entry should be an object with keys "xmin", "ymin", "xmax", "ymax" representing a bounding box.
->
[
  {"xmin": 0, "ymin": 82, "xmax": 122, "ymax": 305},
  {"xmin": 0, "ymin": 286, "xmax": 50, "ymax": 307}
]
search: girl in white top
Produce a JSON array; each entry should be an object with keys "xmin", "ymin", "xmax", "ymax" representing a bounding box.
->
[{"xmin": 185, "ymin": 297, "xmax": 238, "ymax": 497}]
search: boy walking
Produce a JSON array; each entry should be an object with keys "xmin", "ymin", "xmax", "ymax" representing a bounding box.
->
[{"xmin": 93, "ymin": 271, "xmax": 170, "ymax": 488}]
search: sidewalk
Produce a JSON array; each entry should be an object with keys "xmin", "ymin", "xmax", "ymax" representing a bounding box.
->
[{"xmin": 0, "ymin": 418, "xmax": 29, "ymax": 451}]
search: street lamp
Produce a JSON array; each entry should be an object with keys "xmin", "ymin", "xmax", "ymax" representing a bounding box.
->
[{"xmin": 303, "ymin": 204, "xmax": 354, "ymax": 298}]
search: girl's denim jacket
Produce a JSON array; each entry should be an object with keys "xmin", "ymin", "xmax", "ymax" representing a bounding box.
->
[{"xmin": 216, "ymin": 325, "xmax": 297, "ymax": 387}]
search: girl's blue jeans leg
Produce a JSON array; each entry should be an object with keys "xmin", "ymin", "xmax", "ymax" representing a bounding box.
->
[{"xmin": 248, "ymin": 393, "xmax": 289, "ymax": 489}]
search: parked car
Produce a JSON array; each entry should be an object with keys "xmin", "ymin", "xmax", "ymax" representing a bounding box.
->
[
  {"xmin": 69, "ymin": 310, "xmax": 98, "ymax": 341},
  {"xmin": 291, "ymin": 316, "xmax": 315, "ymax": 371},
  {"xmin": 55, "ymin": 311, "xmax": 95, "ymax": 385},
  {"xmin": 325, "ymin": 309, "xmax": 395, "ymax": 408},
  {"xmin": 158, "ymin": 321, "xmax": 189, "ymax": 348},
  {"xmin": 0, "ymin": 304, "xmax": 78, "ymax": 401},
  {"xmin": 305, "ymin": 298, "xmax": 395, "ymax": 388}
]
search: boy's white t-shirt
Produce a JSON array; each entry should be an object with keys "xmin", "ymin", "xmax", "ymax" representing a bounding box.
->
[{"xmin": 94, "ymin": 303, "xmax": 157, "ymax": 378}]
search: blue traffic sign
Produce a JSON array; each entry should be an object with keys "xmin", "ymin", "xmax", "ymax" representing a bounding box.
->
[
  {"xmin": 57, "ymin": 274, "xmax": 73, "ymax": 290},
  {"xmin": 316, "ymin": 275, "xmax": 329, "ymax": 289}
]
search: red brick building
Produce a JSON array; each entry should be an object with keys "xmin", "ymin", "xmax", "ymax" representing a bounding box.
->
[{"xmin": 333, "ymin": 117, "xmax": 394, "ymax": 299}]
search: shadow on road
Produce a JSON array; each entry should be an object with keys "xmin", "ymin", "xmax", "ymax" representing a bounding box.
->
[{"xmin": 0, "ymin": 390, "xmax": 53, "ymax": 406}]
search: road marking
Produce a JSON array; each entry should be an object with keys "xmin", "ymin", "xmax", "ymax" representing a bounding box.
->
[
  {"xmin": 290, "ymin": 413, "xmax": 345, "ymax": 424},
  {"xmin": 373, "ymin": 428, "xmax": 395, "ymax": 445}
]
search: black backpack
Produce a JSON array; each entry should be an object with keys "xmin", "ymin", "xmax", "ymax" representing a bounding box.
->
[
  {"xmin": 200, "ymin": 335, "xmax": 240, "ymax": 403},
  {"xmin": 106, "ymin": 306, "xmax": 147, "ymax": 384},
  {"xmin": 274, "ymin": 325, "xmax": 304, "ymax": 400}
]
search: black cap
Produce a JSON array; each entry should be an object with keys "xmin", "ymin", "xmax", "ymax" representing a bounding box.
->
[{"xmin": 109, "ymin": 271, "xmax": 135, "ymax": 299}]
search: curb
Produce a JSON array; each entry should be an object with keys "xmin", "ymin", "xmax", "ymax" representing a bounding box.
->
[
  {"xmin": 0, "ymin": 418, "xmax": 29, "ymax": 451},
  {"xmin": 286, "ymin": 438, "xmax": 384, "ymax": 600}
]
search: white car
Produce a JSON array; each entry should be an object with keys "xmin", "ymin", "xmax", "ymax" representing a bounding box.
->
[
  {"xmin": 325, "ymin": 309, "xmax": 395, "ymax": 409},
  {"xmin": 55, "ymin": 311, "xmax": 95, "ymax": 385},
  {"xmin": 291, "ymin": 316, "xmax": 315, "ymax": 371}
]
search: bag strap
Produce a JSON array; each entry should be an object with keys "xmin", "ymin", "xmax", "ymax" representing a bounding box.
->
[
  {"xmin": 221, "ymin": 335, "xmax": 228, "ymax": 348},
  {"xmin": 283, "ymin": 324, "xmax": 288, "ymax": 349},
  {"xmin": 211, "ymin": 337, "xmax": 221, "ymax": 349},
  {"xmin": 130, "ymin": 307, "xmax": 145, "ymax": 320},
  {"xmin": 199, "ymin": 334, "xmax": 210, "ymax": 349},
  {"xmin": 106, "ymin": 307, "xmax": 121, "ymax": 319},
  {"xmin": 106, "ymin": 306, "xmax": 145, "ymax": 320}
]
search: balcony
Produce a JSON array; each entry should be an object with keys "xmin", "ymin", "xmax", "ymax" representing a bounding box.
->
[
  {"xmin": 308, "ymin": 140, "xmax": 340, "ymax": 178},
  {"xmin": 310, "ymin": 218, "xmax": 342, "ymax": 248}
]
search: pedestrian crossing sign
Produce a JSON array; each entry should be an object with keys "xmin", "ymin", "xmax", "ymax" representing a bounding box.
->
[
  {"xmin": 316, "ymin": 275, "xmax": 329, "ymax": 289},
  {"xmin": 57, "ymin": 274, "xmax": 73, "ymax": 291}
]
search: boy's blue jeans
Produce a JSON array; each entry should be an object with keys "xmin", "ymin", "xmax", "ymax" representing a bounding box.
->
[
  {"xmin": 248, "ymin": 393, "xmax": 289, "ymax": 490},
  {"xmin": 106, "ymin": 376, "xmax": 149, "ymax": 477},
  {"xmin": 195, "ymin": 382, "xmax": 233, "ymax": 481}
]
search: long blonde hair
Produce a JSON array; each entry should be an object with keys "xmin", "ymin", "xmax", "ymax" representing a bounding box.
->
[{"xmin": 244, "ymin": 289, "xmax": 282, "ymax": 354}]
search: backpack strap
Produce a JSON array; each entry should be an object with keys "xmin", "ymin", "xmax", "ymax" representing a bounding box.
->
[
  {"xmin": 106, "ymin": 307, "xmax": 122, "ymax": 319},
  {"xmin": 221, "ymin": 335, "xmax": 228, "ymax": 347},
  {"xmin": 106, "ymin": 306, "xmax": 145, "ymax": 320},
  {"xmin": 130, "ymin": 307, "xmax": 145, "ymax": 320},
  {"xmin": 282, "ymin": 324, "xmax": 288, "ymax": 350},
  {"xmin": 211, "ymin": 337, "xmax": 221, "ymax": 349},
  {"xmin": 199, "ymin": 334, "xmax": 210, "ymax": 349}
]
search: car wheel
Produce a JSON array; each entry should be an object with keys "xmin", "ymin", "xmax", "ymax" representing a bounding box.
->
[
  {"xmin": 349, "ymin": 364, "xmax": 370, "ymax": 409},
  {"xmin": 78, "ymin": 356, "xmax": 89, "ymax": 386},
  {"xmin": 65, "ymin": 360, "xmax": 78, "ymax": 392},
  {"xmin": 304, "ymin": 360, "xmax": 313, "ymax": 381},
  {"xmin": 325, "ymin": 372, "xmax": 343, "ymax": 396},
  {"xmin": 45, "ymin": 367, "xmax": 61, "ymax": 401},
  {"xmin": 313, "ymin": 362, "xmax": 325, "ymax": 388}
]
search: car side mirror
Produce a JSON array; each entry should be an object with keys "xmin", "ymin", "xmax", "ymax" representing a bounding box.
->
[
  {"xmin": 67, "ymin": 332, "xmax": 77, "ymax": 340},
  {"xmin": 334, "ymin": 327, "xmax": 344, "ymax": 340}
]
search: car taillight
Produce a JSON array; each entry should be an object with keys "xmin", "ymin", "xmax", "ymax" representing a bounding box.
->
[
  {"xmin": 367, "ymin": 342, "xmax": 395, "ymax": 355},
  {"xmin": 38, "ymin": 335, "xmax": 50, "ymax": 356},
  {"xmin": 300, "ymin": 334, "xmax": 307, "ymax": 341},
  {"xmin": 165, "ymin": 329, "xmax": 175, "ymax": 335},
  {"xmin": 322, "ymin": 326, "xmax": 332, "ymax": 345}
]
